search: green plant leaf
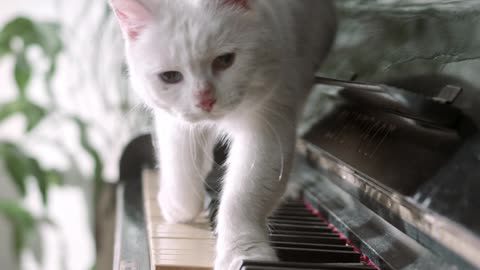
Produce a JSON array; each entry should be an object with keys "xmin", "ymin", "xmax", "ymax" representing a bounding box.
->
[
  {"xmin": 44, "ymin": 61, "xmax": 57, "ymax": 104},
  {"xmin": 0, "ymin": 143, "xmax": 55, "ymax": 204},
  {"xmin": 0, "ymin": 17, "xmax": 37, "ymax": 48},
  {"xmin": 0, "ymin": 39, "xmax": 9, "ymax": 58},
  {"xmin": 0, "ymin": 17, "xmax": 62, "ymax": 99},
  {"xmin": 0, "ymin": 200, "xmax": 37, "ymax": 257},
  {"xmin": 0, "ymin": 100, "xmax": 48, "ymax": 132},
  {"xmin": 0, "ymin": 17, "xmax": 62, "ymax": 58},
  {"xmin": 28, "ymin": 158, "xmax": 49, "ymax": 205},
  {"xmin": 34, "ymin": 22, "xmax": 62, "ymax": 58},
  {"xmin": 23, "ymin": 101, "xmax": 47, "ymax": 132},
  {"xmin": 45, "ymin": 169, "xmax": 63, "ymax": 186},
  {"xmin": 73, "ymin": 118, "xmax": 104, "ymax": 196},
  {"xmin": 14, "ymin": 51, "xmax": 31, "ymax": 97},
  {"xmin": 0, "ymin": 143, "xmax": 30, "ymax": 196},
  {"xmin": 0, "ymin": 101, "xmax": 22, "ymax": 122}
]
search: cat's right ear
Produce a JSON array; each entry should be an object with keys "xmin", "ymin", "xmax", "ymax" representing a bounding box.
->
[{"xmin": 109, "ymin": 0, "xmax": 152, "ymax": 41}]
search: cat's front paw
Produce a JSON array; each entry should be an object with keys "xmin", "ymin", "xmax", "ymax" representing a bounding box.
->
[
  {"xmin": 215, "ymin": 242, "xmax": 277, "ymax": 270},
  {"xmin": 157, "ymin": 191, "xmax": 203, "ymax": 223}
]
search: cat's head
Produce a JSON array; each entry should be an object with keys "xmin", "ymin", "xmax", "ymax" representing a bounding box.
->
[{"xmin": 110, "ymin": 0, "xmax": 280, "ymax": 123}]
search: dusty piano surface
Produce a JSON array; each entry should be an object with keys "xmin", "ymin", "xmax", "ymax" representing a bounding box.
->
[{"xmin": 114, "ymin": 75, "xmax": 480, "ymax": 270}]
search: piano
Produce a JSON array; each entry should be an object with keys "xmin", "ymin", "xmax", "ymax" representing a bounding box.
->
[{"xmin": 113, "ymin": 74, "xmax": 480, "ymax": 270}]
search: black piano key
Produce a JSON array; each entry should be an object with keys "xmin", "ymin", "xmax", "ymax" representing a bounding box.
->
[
  {"xmin": 268, "ymin": 218, "xmax": 328, "ymax": 226},
  {"xmin": 272, "ymin": 212, "xmax": 319, "ymax": 218},
  {"xmin": 272, "ymin": 213, "xmax": 319, "ymax": 219},
  {"xmin": 269, "ymin": 234, "xmax": 347, "ymax": 245},
  {"xmin": 269, "ymin": 215, "xmax": 329, "ymax": 222},
  {"xmin": 241, "ymin": 261, "xmax": 376, "ymax": 270},
  {"xmin": 270, "ymin": 242, "xmax": 354, "ymax": 252},
  {"xmin": 241, "ymin": 266, "xmax": 372, "ymax": 270},
  {"xmin": 209, "ymin": 203, "xmax": 330, "ymax": 233},
  {"xmin": 275, "ymin": 207, "xmax": 317, "ymax": 212},
  {"xmin": 210, "ymin": 201, "xmax": 376, "ymax": 270},
  {"xmin": 269, "ymin": 223, "xmax": 333, "ymax": 233},
  {"xmin": 242, "ymin": 267, "xmax": 313, "ymax": 270},
  {"xmin": 274, "ymin": 247, "xmax": 361, "ymax": 263},
  {"xmin": 271, "ymin": 230, "xmax": 338, "ymax": 237},
  {"xmin": 278, "ymin": 206, "xmax": 312, "ymax": 212},
  {"xmin": 273, "ymin": 208, "xmax": 315, "ymax": 216}
]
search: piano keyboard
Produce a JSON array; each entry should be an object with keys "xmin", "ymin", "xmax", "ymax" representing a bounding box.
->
[{"xmin": 142, "ymin": 170, "xmax": 378, "ymax": 270}]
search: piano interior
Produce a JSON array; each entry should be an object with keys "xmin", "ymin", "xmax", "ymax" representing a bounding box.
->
[{"xmin": 115, "ymin": 73, "xmax": 480, "ymax": 270}]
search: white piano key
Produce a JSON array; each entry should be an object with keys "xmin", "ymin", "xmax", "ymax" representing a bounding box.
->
[
  {"xmin": 153, "ymin": 252, "xmax": 214, "ymax": 262},
  {"xmin": 149, "ymin": 214, "xmax": 211, "ymax": 225},
  {"xmin": 151, "ymin": 232, "xmax": 214, "ymax": 239},
  {"xmin": 143, "ymin": 170, "xmax": 216, "ymax": 270},
  {"xmin": 150, "ymin": 226, "xmax": 214, "ymax": 239},
  {"xmin": 151, "ymin": 238, "xmax": 215, "ymax": 250},
  {"xmin": 152, "ymin": 249, "xmax": 214, "ymax": 255},
  {"xmin": 154, "ymin": 258, "xmax": 212, "ymax": 270}
]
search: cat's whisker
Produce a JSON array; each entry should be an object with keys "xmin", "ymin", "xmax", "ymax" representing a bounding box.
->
[
  {"xmin": 243, "ymin": 133, "xmax": 258, "ymax": 179},
  {"xmin": 198, "ymin": 131, "xmax": 220, "ymax": 195},
  {"xmin": 261, "ymin": 105, "xmax": 295, "ymax": 130},
  {"xmin": 200, "ymin": 129, "xmax": 219, "ymax": 168},
  {"xmin": 187, "ymin": 126, "xmax": 208, "ymax": 201},
  {"xmin": 256, "ymin": 113, "xmax": 285, "ymax": 183},
  {"xmin": 189, "ymin": 126, "xmax": 218, "ymax": 195}
]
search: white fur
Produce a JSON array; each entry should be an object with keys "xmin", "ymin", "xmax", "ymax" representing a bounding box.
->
[{"xmin": 111, "ymin": 0, "xmax": 336, "ymax": 269}]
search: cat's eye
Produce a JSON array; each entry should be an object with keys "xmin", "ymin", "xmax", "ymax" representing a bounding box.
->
[
  {"xmin": 213, "ymin": 53, "xmax": 236, "ymax": 71},
  {"xmin": 159, "ymin": 71, "xmax": 183, "ymax": 84}
]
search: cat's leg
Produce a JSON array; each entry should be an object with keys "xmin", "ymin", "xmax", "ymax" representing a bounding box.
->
[
  {"xmin": 215, "ymin": 109, "xmax": 296, "ymax": 270},
  {"xmin": 155, "ymin": 113, "xmax": 216, "ymax": 224}
]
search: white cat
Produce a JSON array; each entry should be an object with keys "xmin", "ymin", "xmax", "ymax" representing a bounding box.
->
[{"xmin": 110, "ymin": 0, "xmax": 336, "ymax": 269}]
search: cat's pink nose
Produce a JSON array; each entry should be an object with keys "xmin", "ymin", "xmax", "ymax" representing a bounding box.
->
[
  {"xmin": 196, "ymin": 98, "xmax": 217, "ymax": 112},
  {"xmin": 195, "ymin": 89, "xmax": 216, "ymax": 112}
]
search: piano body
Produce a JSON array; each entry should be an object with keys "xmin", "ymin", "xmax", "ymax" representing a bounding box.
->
[{"xmin": 113, "ymin": 73, "xmax": 480, "ymax": 270}]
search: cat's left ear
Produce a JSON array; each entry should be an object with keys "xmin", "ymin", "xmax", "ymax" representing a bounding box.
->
[{"xmin": 109, "ymin": 0, "xmax": 152, "ymax": 41}]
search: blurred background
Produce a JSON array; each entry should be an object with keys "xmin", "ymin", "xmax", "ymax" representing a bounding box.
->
[
  {"xmin": 1, "ymin": 1, "xmax": 480, "ymax": 270},
  {"xmin": 0, "ymin": 1, "xmax": 148, "ymax": 270}
]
